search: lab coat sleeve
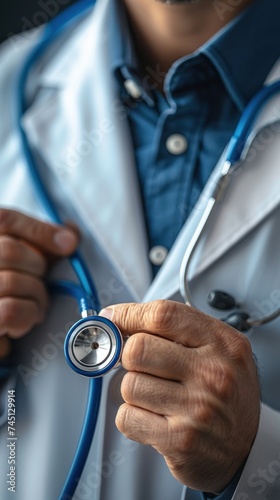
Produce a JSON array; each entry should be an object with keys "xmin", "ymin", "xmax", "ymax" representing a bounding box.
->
[
  {"xmin": 180, "ymin": 404, "xmax": 280, "ymax": 500},
  {"xmin": 232, "ymin": 403, "xmax": 280, "ymax": 500}
]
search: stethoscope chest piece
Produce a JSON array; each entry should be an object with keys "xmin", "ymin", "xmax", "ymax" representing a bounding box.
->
[{"xmin": 64, "ymin": 317, "xmax": 123, "ymax": 377}]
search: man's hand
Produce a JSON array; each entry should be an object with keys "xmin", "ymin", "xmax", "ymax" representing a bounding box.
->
[
  {"xmin": 0, "ymin": 209, "xmax": 78, "ymax": 358},
  {"xmin": 100, "ymin": 300, "xmax": 260, "ymax": 494}
]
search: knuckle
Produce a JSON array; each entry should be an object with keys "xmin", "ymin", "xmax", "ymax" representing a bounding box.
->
[
  {"xmin": 30, "ymin": 219, "xmax": 50, "ymax": 243},
  {"xmin": 170, "ymin": 422, "xmax": 197, "ymax": 453},
  {"xmin": 212, "ymin": 363, "xmax": 236, "ymax": 400},
  {"xmin": 119, "ymin": 304, "xmax": 133, "ymax": 330},
  {"xmin": 204, "ymin": 360, "xmax": 236, "ymax": 401},
  {"xmin": 8, "ymin": 325, "xmax": 32, "ymax": 339},
  {"xmin": 121, "ymin": 372, "xmax": 138, "ymax": 403},
  {"xmin": 180, "ymin": 429, "xmax": 198, "ymax": 453},
  {"xmin": 230, "ymin": 335, "xmax": 253, "ymax": 368},
  {"xmin": 192, "ymin": 401, "xmax": 216, "ymax": 430},
  {"xmin": 0, "ymin": 299, "xmax": 39, "ymax": 338},
  {"xmin": 0, "ymin": 209, "xmax": 13, "ymax": 233},
  {"xmin": 0, "ymin": 271, "xmax": 17, "ymax": 294},
  {"xmin": 123, "ymin": 333, "xmax": 148, "ymax": 370},
  {"xmin": 115, "ymin": 404, "xmax": 130, "ymax": 435},
  {"xmin": 0, "ymin": 298, "xmax": 17, "ymax": 325},
  {"xmin": 0, "ymin": 236, "xmax": 17, "ymax": 265},
  {"xmin": 148, "ymin": 300, "xmax": 175, "ymax": 332}
]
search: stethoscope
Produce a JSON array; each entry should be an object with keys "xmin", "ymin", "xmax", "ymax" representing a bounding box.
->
[
  {"xmin": 13, "ymin": 0, "xmax": 280, "ymax": 497},
  {"xmin": 179, "ymin": 80, "xmax": 280, "ymax": 333}
]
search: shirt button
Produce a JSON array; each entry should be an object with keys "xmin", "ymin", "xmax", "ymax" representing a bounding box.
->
[
  {"xmin": 149, "ymin": 246, "xmax": 168, "ymax": 266},
  {"xmin": 166, "ymin": 134, "xmax": 188, "ymax": 155},
  {"xmin": 124, "ymin": 79, "xmax": 142, "ymax": 99}
]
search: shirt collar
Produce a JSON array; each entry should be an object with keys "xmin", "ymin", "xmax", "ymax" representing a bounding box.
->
[
  {"xmin": 201, "ymin": 0, "xmax": 280, "ymax": 110},
  {"xmin": 108, "ymin": 0, "xmax": 139, "ymax": 79},
  {"xmin": 108, "ymin": 0, "xmax": 280, "ymax": 111}
]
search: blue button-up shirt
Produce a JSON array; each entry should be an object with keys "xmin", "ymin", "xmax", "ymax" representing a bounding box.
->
[{"xmin": 108, "ymin": 0, "xmax": 280, "ymax": 275}]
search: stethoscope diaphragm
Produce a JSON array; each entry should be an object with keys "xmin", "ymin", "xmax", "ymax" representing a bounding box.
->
[{"xmin": 64, "ymin": 316, "xmax": 123, "ymax": 377}]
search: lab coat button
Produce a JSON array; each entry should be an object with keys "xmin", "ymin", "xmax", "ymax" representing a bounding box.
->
[
  {"xmin": 149, "ymin": 246, "xmax": 168, "ymax": 266},
  {"xmin": 124, "ymin": 79, "xmax": 142, "ymax": 99},
  {"xmin": 166, "ymin": 134, "xmax": 188, "ymax": 155}
]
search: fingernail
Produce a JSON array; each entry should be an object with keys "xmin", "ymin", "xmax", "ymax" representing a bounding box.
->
[
  {"xmin": 99, "ymin": 308, "xmax": 114, "ymax": 320},
  {"xmin": 53, "ymin": 229, "xmax": 77, "ymax": 251}
]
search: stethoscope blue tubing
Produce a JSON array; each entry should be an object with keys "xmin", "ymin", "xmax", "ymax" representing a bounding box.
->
[
  {"xmin": 12, "ymin": 1, "xmax": 105, "ymax": 499},
  {"xmin": 226, "ymin": 80, "xmax": 280, "ymax": 164},
  {"xmin": 49, "ymin": 281, "xmax": 96, "ymax": 315},
  {"xmin": 13, "ymin": 0, "xmax": 99, "ymax": 312},
  {"xmin": 60, "ymin": 377, "xmax": 103, "ymax": 500}
]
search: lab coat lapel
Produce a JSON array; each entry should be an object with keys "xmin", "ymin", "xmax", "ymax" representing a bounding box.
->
[
  {"xmin": 145, "ymin": 60, "xmax": 280, "ymax": 302},
  {"xmin": 21, "ymin": 0, "xmax": 152, "ymax": 301}
]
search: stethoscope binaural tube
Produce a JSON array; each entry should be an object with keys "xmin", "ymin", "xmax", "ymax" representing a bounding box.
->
[
  {"xmin": 180, "ymin": 81, "xmax": 280, "ymax": 332},
  {"xmin": 180, "ymin": 160, "xmax": 233, "ymax": 308}
]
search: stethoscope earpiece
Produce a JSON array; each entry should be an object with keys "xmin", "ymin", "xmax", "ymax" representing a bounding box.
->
[
  {"xmin": 207, "ymin": 290, "xmax": 236, "ymax": 310},
  {"xmin": 222, "ymin": 311, "xmax": 251, "ymax": 333},
  {"xmin": 207, "ymin": 290, "xmax": 251, "ymax": 332},
  {"xmin": 64, "ymin": 316, "xmax": 123, "ymax": 377}
]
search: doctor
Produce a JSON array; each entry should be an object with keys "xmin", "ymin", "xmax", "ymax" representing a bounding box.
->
[{"xmin": 0, "ymin": 0, "xmax": 280, "ymax": 498}]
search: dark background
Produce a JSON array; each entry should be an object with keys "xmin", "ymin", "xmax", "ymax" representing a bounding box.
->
[{"xmin": 0, "ymin": 0, "xmax": 77, "ymax": 44}]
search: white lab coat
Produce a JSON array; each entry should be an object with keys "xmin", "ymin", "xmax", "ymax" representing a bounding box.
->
[{"xmin": 0, "ymin": 0, "xmax": 279, "ymax": 499}]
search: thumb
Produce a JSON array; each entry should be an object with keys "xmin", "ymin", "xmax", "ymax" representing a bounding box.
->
[
  {"xmin": 99, "ymin": 300, "xmax": 184, "ymax": 337},
  {"xmin": 99, "ymin": 300, "xmax": 214, "ymax": 347},
  {"xmin": 99, "ymin": 302, "xmax": 148, "ymax": 335}
]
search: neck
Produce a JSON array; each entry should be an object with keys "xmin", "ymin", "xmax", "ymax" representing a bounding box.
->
[{"xmin": 123, "ymin": 0, "xmax": 253, "ymax": 76}]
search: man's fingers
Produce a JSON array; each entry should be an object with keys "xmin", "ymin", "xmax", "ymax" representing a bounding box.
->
[
  {"xmin": 100, "ymin": 300, "xmax": 215, "ymax": 347},
  {"xmin": 0, "ymin": 208, "xmax": 73, "ymax": 342},
  {"xmin": 0, "ymin": 272, "xmax": 49, "ymax": 336},
  {"xmin": 121, "ymin": 371, "xmax": 227, "ymax": 424},
  {"xmin": 122, "ymin": 333, "xmax": 191, "ymax": 380},
  {"xmin": 0, "ymin": 271, "xmax": 49, "ymax": 309},
  {"xmin": 121, "ymin": 372, "xmax": 187, "ymax": 416},
  {"xmin": 0, "ymin": 236, "xmax": 47, "ymax": 277},
  {"xmin": 0, "ymin": 209, "xmax": 78, "ymax": 256},
  {"xmin": 0, "ymin": 297, "xmax": 47, "ymax": 338},
  {"xmin": 116, "ymin": 403, "xmax": 199, "ymax": 458},
  {"xmin": 116, "ymin": 403, "xmax": 168, "ymax": 447}
]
